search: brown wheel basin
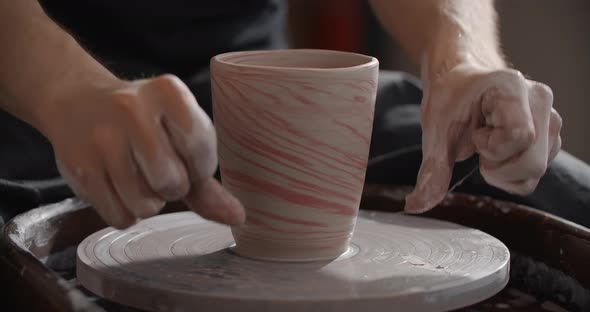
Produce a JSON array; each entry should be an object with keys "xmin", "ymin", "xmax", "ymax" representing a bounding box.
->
[{"xmin": 1, "ymin": 185, "xmax": 589, "ymax": 311}]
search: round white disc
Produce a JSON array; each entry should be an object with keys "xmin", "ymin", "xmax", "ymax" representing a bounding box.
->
[{"xmin": 77, "ymin": 210, "xmax": 509, "ymax": 312}]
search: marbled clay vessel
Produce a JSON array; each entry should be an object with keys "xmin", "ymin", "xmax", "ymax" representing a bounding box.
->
[{"xmin": 211, "ymin": 50, "xmax": 378, "ymax": 261}]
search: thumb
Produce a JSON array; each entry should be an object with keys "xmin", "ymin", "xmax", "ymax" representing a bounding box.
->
[
  {"xmin": 404, "ymin": 142, "xmax": 454, "ymax": 214},
  {"xmin": 183, "ymin": 177, "xmax": 245, "ymax": 225}
]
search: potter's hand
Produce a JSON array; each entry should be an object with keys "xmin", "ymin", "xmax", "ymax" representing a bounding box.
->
[
  {"xmin": 405, "ymin": 65, "xmax": 562, "ymax": 213},
  {"xmin": 41, "ymin": 75, "xmax": 245, "ymax": 228}
]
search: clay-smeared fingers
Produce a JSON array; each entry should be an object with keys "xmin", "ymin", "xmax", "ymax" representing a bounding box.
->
[
  {"xmin": 101, "ymin": 134, "xmax": 165, "ymax": 219},
  {"xmin": 119, "ymin": 91, "xmax": 191, "ymax": 202},
  {"xmin": 183, "ymin": 177, "xmax": 245, "ymax": 225},
  {"xmin": 472, "ymin": 125, "xmax": 534, "ymax": 163},
  {"xmin": 478, "ymin": 80, "xmax": 554, "ymax": 195},
  {"xmin": 472, "ymin": 71, "xmax": 535, "ymax": 162},
  {"xmin": 147, "ymin": 75, "xmax": 219, "ymax": 183},
  {"xmin": 55, "ymin": 132, "xmax": 136, "ymax": 229},
  {"xmin": 81, "ymin": 169, "xmax": 136, "ymax": 229},
  {"xmin": 91, "ymin": 127, "xmax": 136, "ymax": 228},
  {"xmin": 479, "ymin": 156, "xmax": 543, "ymax": 195},
  {"xmin": 143, "ymin": 75, "xmax": 224, "ymax": 223},
  {"xmin": 404, "ymin": 140, "xmax": 454, "ymax": 213}
]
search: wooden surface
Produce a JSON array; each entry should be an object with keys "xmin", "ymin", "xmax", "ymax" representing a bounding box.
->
[{"xmin": 1, "ymin": 185, "xmax": 589, "ymax": 311}]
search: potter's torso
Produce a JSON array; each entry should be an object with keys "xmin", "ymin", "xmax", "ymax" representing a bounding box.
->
[{"xmin": 38, "ymin": 0, "xmax": 288, "ymax": 78}]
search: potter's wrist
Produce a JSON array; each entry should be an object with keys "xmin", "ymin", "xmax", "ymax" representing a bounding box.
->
[
  {"xmin": 421, "ymin": 28, "xmax": 506, "ymax": 83},
  {"xmin": 34, "ymin": 69, "xmax": 122, "ymax": 137},
  {"xmin": 423, "ymin": 48, "xmax": 506, "ymax": 81}
]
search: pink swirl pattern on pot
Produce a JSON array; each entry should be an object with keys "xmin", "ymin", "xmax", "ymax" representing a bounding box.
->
[{"xmin": 211, "ymin": 50, "xmax": 379, "ymax": 261}]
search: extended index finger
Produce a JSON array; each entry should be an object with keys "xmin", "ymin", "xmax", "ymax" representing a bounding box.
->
[{"xmin": 404, "ymin": 129, "xmax": 455, "ymax": 213}]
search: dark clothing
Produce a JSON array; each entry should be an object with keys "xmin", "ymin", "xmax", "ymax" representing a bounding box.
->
[
  {"xmin": 38, "ymin": 0, "xmax": 287, "ymax": 79},
  {"xmin": 1, "ymin": 2, "xmax": 590, "ymax": 228}
]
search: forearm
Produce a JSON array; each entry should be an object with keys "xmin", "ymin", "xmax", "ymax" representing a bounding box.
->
[
  {"xmin": 0, "ymin": 0, "xmax": 118, "ymax": 132},
  {"xmin": 368, "ymin": 0, "xmax": 506, "ymax": 80}
]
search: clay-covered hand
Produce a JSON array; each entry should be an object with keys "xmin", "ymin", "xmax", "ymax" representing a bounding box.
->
[
  {"xmin": 405, "ymin": 64, "xmax": 562, "ymax": 213},
  {"xmin": 40, "ymin": 74, "xmax": 245, "ymax": 228}
]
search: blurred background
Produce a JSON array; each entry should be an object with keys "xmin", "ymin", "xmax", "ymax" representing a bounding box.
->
[{"xmin": 288, "ymin": 0, "xmax": 590, "ymax": 163}]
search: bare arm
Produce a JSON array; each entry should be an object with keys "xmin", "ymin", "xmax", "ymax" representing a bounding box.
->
[
  {"xmin": 0, "ymin": 0, "xmax": 244, "ymax": 227},
  {"xmin": 368, "ymin": 0, "xmax": 505, "ymax": 78},
  {"xmin": 368, "ymin": 0, "xmax": 562, "ymax": 212},
  {"xmin": 0, "ymin": 0, "xmax": 117, "ymax": 132}
]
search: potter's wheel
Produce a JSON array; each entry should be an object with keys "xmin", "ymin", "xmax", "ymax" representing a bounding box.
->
[{"xmin": 77, "ymin": 210, "xmax": 510, "ymax": 312}]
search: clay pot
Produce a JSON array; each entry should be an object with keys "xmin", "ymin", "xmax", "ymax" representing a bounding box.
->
[{"xmin": 211, "ymin": 49, "xmax": 379, "ymax": 261}]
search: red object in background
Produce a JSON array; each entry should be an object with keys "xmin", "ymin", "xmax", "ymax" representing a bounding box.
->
[{"xmin": 310, "ymin": 0, "xmax": 364, "ymax": 53}]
